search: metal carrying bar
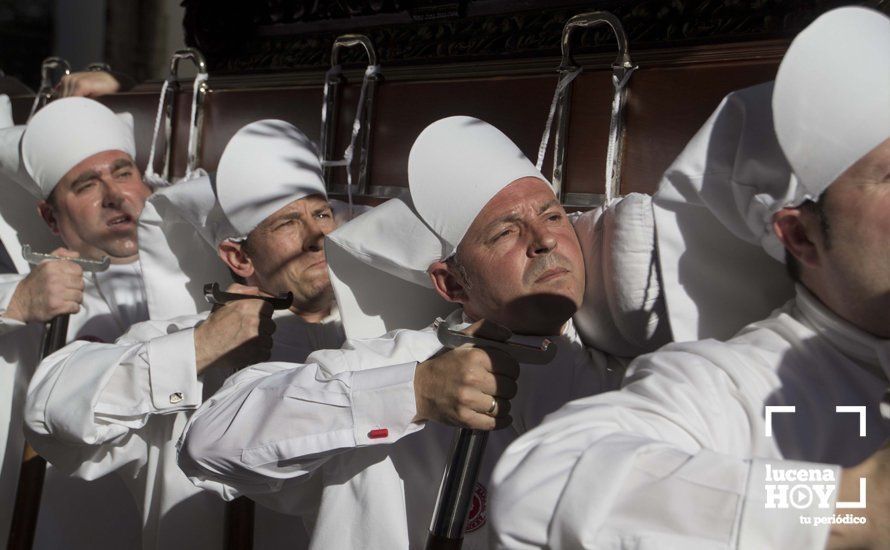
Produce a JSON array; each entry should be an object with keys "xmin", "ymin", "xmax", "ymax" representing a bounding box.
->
[
  {"xmin": 7, "ymin": 245, "xmax": 109, "ymax": 550},
  {"xmin": 426, "ymin": 323, "xmax": 556, "ymax": 549},
  {"xmin": 203, "ymin": 282, "xmax": 293, "ymax": 311},
  {"xmin": 320, "ymin": 34, "xmax": 380, "ymax": 198}
]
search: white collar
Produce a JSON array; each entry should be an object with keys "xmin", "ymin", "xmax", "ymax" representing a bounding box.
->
[
  {"xmin": 272, "ymin": 302, "xmax": 341, "ymax": 325},
  {"xmin": 794, "ymin": 284, "xmax": 890, "ymax": 381}
]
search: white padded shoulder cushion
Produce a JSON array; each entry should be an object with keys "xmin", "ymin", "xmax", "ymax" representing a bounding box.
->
[
  {"xmin": 0, "ymin": 95, "xmax": 62, "ymax": 274},
  {"xmin": 572, "ymin": 193, "xmax": 670, "ymax": 358}
]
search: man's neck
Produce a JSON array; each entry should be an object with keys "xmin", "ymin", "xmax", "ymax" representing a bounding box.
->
[
  {"xmin": 800, "ymin": 279, "xmax": 890, "ymax": 340},
  {"xmin": 290, "ymin": 304, "xmax": 332, "ymax": 324}
]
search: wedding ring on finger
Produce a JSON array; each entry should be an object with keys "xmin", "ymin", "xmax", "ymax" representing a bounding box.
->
[{"xmin": 486, "ymin": 397, "xmax": 498, "ymax": 417}]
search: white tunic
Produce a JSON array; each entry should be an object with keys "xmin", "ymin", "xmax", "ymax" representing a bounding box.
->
[
  {"xmin": 178, "ymin": 309, "xmax": 624, "ymax": 549},
  {"xmin": 489, "ymin": 285, "xmax": 890, "ymax": 549},
  {"xmin": 0, "ymin": 262, "xmax": 148, "ymax": 549},
  {"xmin": 25, "ymin": 306, "xmax": 345, "ymax": 550}
]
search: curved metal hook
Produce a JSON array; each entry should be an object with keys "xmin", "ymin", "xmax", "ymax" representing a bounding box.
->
[
  {"xmin": 28, "ymin": 57, "xmax": 71, "ymax": 119},
  {"xmin": 330, "ymin": 34, "xmax": 378, "ymax": 67},
  {"xmin": 38, "ymin": 57, "xmax": 71, "ymax": 88},
  {"xmin": 168, "ymin": 48, "xmax": 208, "ymax": 76},
  {"xmin": 321, "ymin": 34, "xmax": 380, "ymax": 197},
  {"xmin": 560, "ymin": 11, "xmax": 632, "ymax": 72},
  {"xmin": 159, "ymin": 48, "xmax": 209, "ymax": 180},
  {"xmin": 547, "ymin": 11, "xmax": 636, "ymax": 205}
]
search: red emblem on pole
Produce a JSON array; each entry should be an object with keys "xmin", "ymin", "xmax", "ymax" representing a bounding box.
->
[{"xmin": 465, "ymin": 482, "xmax": 487, "ymax": 533}]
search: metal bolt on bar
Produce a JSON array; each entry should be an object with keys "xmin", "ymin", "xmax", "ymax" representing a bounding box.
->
[
  {"xmin": 320, "ymin": 34, "xmax": 380, "ymax": 197},
  {"xmin": 548, "ymin": 11, "xmax": 636, "ymax": 204}
]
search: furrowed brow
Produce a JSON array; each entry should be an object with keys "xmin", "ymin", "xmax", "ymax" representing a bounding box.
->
[
  {"xmin": 265, "ymin": 211, "xmax": 304, "ymax": 230},
  {"xmin": 71, "ymin": 170, "xmax": 101, "ymax": 187},
  {"xmin": 483, "ymin": 213, "xmax": 522, "ymax": 233},
  {"xmin": 111, "ymin": 158, "xmax": 136, "ymax": 171},
  {"xmin": 538, "ymin": 199, "xmax": 561, "ymax": 214}
]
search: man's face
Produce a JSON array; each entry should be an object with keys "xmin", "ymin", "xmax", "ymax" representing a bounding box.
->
[
  {"xmin": 241, "ymin": 195, "xmax": 336, "ymax": 313},
  {"xmin": 811, "ymin": 138, "xmax": 890, "ymax": 335},
  {"xmin": 436, "ymin": 177, "xmax": 585, "ymax": 336},
  {"xmin": 39, "ymin": 150, "xmax": 151, "ymax": 262}
]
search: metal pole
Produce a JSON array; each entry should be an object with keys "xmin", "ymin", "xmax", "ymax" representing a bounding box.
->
[
  {"xmin": 205, "ymin": 282, "xmax": 292, "ymax": 550},
  {"xmin": 426, "ymin": 323, "xmax": 556, "ymax": 549},
  {"xmin": 7, "ymin": 247, "xmax": 109, "ymax": 550}
]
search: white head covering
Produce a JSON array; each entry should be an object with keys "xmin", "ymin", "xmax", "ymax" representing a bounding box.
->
[
  {"xmin": 0, "ymin": 96, "xmax": 31, "ymax": 192},
  {"xmin": 215, "ymin": 119, "xmax": 327, "ymax": 241},
  {"xmin": 21, "ymin": 97, "xmax": 135, "ymax": 198},
  {"xmin": 138, "ymin": 120, "xmax": 340, "ymax": 319},
  {"xmin": 408, "ymin": 116, "xmax": 548, "ymax": 258},
  {"xmin": 652, "ymin": 81, "xmax": 796, "ymax": 342},
  {"xmin": 328, "ymin": 116, "xmax": 552, "ymax": 339},
  {"xmin": 774, "ymin": 7, "xmax": 890, "ymax": 203},
  {"xmin": 0, "ymin": 95, "xmax": 62, "ymax": 272},
  {"xmin": 326, "ymin": 198, "xmax": 454, "ymax": 339},
  {"xmin": 653, "ymin": 7, "xmax": 890, "ymax": 343},
  {"xmin": 137, "ymin": 174, "xmax": 232, "ymax": 319}
]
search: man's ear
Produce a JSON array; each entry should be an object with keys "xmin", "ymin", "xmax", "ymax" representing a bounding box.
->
[
  {"xmin": 773, "ymin": 207, "xmax": 821, "ymax": 270},
  {"xmin": 428, "ymin": 260, "xmax": 469, "ymax": 305},
  {"xmin": 218, "ymin": 240, "xmax": 255, "ymax": 280},
  {"xmin": 37, "ymin": 201, "xmax": 60, "ymax": 235}
]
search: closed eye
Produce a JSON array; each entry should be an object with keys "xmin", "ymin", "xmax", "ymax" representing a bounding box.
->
[
  {"xmin": 74, "ymin": 181, "xmax": 97, "ymax": 193},
  {"xmin": 491, "ymin": 227, "xmax": 514, "ymax": 242}
]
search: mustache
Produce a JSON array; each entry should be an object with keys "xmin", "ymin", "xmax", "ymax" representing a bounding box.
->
[
  {"xmin": 523, "ymin": 252, "xmax": 573, "ymax": 285},
  {"xmin": 104, "ymin": 201, "xmax": 140, "ymax": 221}
]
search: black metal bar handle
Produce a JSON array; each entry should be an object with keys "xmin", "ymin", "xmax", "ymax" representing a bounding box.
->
[
  {"xmin": 426, "ymin": 322, "xmax": 557, "ymax": 549},
  {"xmin": 203, "ymin": 282, "xmax": 293, "ymax": 310},
  {"xmin": 427, "ymin": 429, "xmax": 489, "ymax": 548},
  {"xmin": 8, "ymin": 313, "xmax": 71, "ymax": 550}
]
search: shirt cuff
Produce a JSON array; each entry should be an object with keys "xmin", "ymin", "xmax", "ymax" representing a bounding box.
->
[
  {"xmin": 738, "ymin": 457, "xmax": 837, "ymax": 548},
  {"xmin": 0, "ymin": 316, "xmax": 26, "ymax": 334},
  {"xmin": 349, "ymin": 362, "xmax": 422, "ymax": 446},
  {"xmin": 0, "ymin": 281, "xmax": 26, "ymax": 333},
  {"xmin": 147, "ymin": 328, "xmax": 201, "ymax": 411}
]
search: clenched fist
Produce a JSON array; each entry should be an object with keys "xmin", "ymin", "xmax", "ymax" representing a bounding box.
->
[
  {"xmin": 413, "ymin": 320, "xmax": 519, "ymax": 431},
  {"xmin": 4, "ymin": 248, "xmax": 84, "ymax": 323},
  {"xmin": 193, "ymin": 284, "xmax": 276, "ymax": 374}
]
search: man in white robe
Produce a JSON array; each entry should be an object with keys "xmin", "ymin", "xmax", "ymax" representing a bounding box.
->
[
  {"xmin": 177, "ymin": 115, "xmax": 627, "ymax": 549},
  {"xmin": 489, "ymin": 7, "xmax": 890, "ymax": 549},
  {"xmin": 0, "ymin": 96, "xmax": 152, "ymax": 548},
  {"xmin": 24, "ymin": 119, "xmax": 349, "ymax": 550}
]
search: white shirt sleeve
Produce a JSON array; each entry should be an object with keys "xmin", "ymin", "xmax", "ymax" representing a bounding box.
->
[
  {"xmin": 0, "ymin": 274, "xmax": 27, "ymax": 335},
  {"xmin": 489, "ymin": 344, "xmax": 836, "ymax": 549},
  {"xmin": 24, "ymin": 314, "xmax": 204, "ymax": 476},
  {"xmin": 178, "ymin": 327, "xmax": 441, "ymax": 497}
]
